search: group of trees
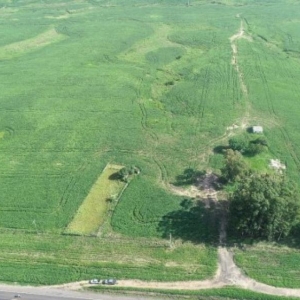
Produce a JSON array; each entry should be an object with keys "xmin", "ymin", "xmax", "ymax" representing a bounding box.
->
[
  {"xmin": 220, "ymin": 148, "xmax": 300, "ymax": 241},
  {"xmin": 228, "ymin": 136, "xmax": 267, "ymax": 156},
  {"xmin": 229, "ymin": 172, "xmax": 300, "ymax": 241}
]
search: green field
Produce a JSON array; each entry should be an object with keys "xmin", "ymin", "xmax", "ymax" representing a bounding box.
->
[
  {"xmin": 0, "ymin": 231, "xmax": 216, "ymax": 284},
  {"xmin": 233, "ymin": 244, "xmax": 300, "ymax": 288},
  {"xmin": 0, "ymin": 0, "xmax": 300, "ymax": 288},
  {"xmin": 90, "ymin": 286, "xmax": 300, "ymax": 300}
]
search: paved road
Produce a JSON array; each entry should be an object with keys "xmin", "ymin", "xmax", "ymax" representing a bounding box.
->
[{"xmin": 0, "ymin": 285, "xmax": 161, "ymax": 300}]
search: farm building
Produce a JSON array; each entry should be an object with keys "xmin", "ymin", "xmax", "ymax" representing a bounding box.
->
[{"xmin": 252, "ymin": 126, "xmax": 263, "ymax": 133}]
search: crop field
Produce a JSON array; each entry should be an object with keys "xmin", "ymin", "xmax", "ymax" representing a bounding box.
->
[{"xmin": 0, "ymin": 0, "xmax": 300, "ymax": 287}]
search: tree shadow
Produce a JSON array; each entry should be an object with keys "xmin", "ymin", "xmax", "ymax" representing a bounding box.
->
[
  {"xmin": 213, "ymin": 145, "xmax": 229, "ymax": 154},
  {"xmin": 157, "ymin": 198, "xmax": 220, "ymax": 245},
  {"xmin": 108, "ymin": 172, "xmax": 121, "ymax": 181},
  {"xmin": 246, "ymin": 126, "xmax": 253, "ymax": 133},
  {"xmin": 172, "ymin": 168, "xmax": 206, "ymax": 186}
]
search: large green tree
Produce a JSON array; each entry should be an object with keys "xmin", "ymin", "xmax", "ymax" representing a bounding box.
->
[
  {"xmin": 229, "ymin": 173, "xmax": 300, "ymax": 241},
  {"xmin": 221, "ymin": 149, "xmax": 248, "ymax": 182}
]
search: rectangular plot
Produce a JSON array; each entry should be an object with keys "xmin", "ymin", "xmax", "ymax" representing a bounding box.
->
[{"xmin": 65, "ymin": 164, "xmax": 126, "ymax": 235}]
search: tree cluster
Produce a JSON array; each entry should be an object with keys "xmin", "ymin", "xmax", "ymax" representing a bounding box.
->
[
  {"xmin": 229, "ymin": 173, "xmax": 300, "ymax": 241},
  {"xmin": 228, "ymin": 136, "xmax": 268, "ymax": 156},
  {"xmin": 220, "ymin": 145, "xmax": 300, "ymax": 241}
]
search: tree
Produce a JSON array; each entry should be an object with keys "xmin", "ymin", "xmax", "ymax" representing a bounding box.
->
[
  {"xmin": 221, "ymin": 149, "xmax": 248, "ymax": 182},
  {"xmin": 229, "ymin": 173, "xmax": 300, "ymax": 241},
  {"xmin": 174, "ymin": 168, "xmax": 206, "ymax": 186},
  {"xmin": 246, "ymin": 138, "xmax": 268, "ymax": 156},
  {"xmin": 117, "ymin": 165, "xmax": 140, "ymax": 182},
  {"xmin": 246, "ymin": 143, "xmax": 265, "ymax": 156},
  {"xmin": 228, "ymin": 137, "xmax": 248, "ymax": 152}
]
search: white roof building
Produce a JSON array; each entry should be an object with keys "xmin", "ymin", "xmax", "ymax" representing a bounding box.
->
[{"xmin": 252, "ymin": 126, "xmax": 263, "ymax": 133}]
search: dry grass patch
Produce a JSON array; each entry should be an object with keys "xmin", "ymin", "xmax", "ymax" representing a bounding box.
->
[
  {"xmin": 65, "ymin": 164, "xmax": 126, "ymax": 235},
  {"xmin": 0, "ymin": 28, "xmax": 66, "ymax": 60},
  {"xmin": 119, "ymin": 24, "xmax": 182, "ymax": 63}
]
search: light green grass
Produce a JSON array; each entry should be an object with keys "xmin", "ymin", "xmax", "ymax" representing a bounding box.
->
[
  {"xmin": 0, "ymin": 28, "xmax": 66, "ymax": 60},
  {"xmin": 65, "ymin": 164, "xmax": 126, "ymax": 235}
]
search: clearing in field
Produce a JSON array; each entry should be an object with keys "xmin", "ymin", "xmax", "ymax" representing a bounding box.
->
[
  {"xmin": 65, "ymin": 164, "xmax": 126, "ymax": 235},
  {"xmin": 0, "ymin": 28, "xmax": 65, "ymax": 60}
]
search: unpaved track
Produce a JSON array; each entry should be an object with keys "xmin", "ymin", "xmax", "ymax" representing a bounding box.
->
[{"xmin": 230, "ymin": 19, "xmax": 252, "ymax": 98}]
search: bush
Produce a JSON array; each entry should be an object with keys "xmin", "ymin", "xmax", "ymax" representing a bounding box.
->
[{"xmin": 228, "ymin": 137, "xmax": 248, "ymax": 152}]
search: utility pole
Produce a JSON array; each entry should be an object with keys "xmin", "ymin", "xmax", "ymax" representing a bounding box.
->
[
  {"xmin": 32, "ymin": 219, "xmax": 38, "ymax": 234},
  {"xmin": 169, "ymin": 233, "xmax": 173, "ymax": 249}
]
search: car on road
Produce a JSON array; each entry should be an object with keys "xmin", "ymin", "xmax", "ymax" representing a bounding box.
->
[
  {"xmin": 89, "ymin": 279, "xmax": 99, "ymax": 284},
  {"xmin": 14, "ymin": 295, "xmax": 21, "ymax": 298},
  {"xmin": 102, "ymin": 278, "xmax": 117, "ymax": 285}
]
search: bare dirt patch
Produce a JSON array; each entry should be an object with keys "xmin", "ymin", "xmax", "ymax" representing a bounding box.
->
[{"xmin": 269, "ymin": 159, "xmax": 286, "ymax": 171}]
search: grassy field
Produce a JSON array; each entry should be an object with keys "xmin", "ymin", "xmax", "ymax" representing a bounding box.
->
[
  {"xmin": 0, "ymin": 0, "xmax": 300, "ymax": 287},
  {"xmin": 233, "ymin": 244, "xmax": 300, "ymax": 288},
  {"xmin": 90, "ymin": 286, "xmax": 300, "ymax": 300},
  {"xmin": 65, "ymin": 164, "xmax": 126, "ymax": 235},
  {"xmin": 0, "ymin": 231, "xmax": 216, "ymax": 284}
]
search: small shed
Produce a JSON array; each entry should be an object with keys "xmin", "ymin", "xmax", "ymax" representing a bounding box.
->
[{"xmin": 252, "ymin": 126, "xmax": 263, "ymax": 133}]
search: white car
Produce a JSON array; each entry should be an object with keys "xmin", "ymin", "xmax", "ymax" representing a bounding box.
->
[
  {"xmin": 102, "ymin": 278, "xmax": 117, "ymax": 285},
  {"xmin": 89, "ymin": 279, "xmax": 99, "ymax": 284}
]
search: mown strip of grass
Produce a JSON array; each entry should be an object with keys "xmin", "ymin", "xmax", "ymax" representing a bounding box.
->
[{"xmin": 65, "ymin": 164, "xmax": 126, "ymax": 235}]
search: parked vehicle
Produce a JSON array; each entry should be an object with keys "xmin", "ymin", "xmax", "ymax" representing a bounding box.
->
[
  {"xmin": 89, "ymin": 279, "xmax": 99, "ymax": 284},
  {"xmin": 102, "ymin": 278, "xmax": 117, "ymax": 285}
]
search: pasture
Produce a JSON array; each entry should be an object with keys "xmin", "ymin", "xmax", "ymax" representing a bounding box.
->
[{"xmin": 0, "ymin": 0, "xmax": 300, "ymax": 287}]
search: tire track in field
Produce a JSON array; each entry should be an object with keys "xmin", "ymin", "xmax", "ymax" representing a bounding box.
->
[
  {"xmin": 138, "ymin": 101, "xmax": 159, "ymax": 142},
  {"xmin": 188, "ymin": 65, "xmax": 211, "ymax": 165},
  {"xmin": 135, "ymin": 76, "xmax": 159, "ymax": 144},
  {"xmin": 58, "ymin": 162, "xmax": 88, "ymax": 209}
]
